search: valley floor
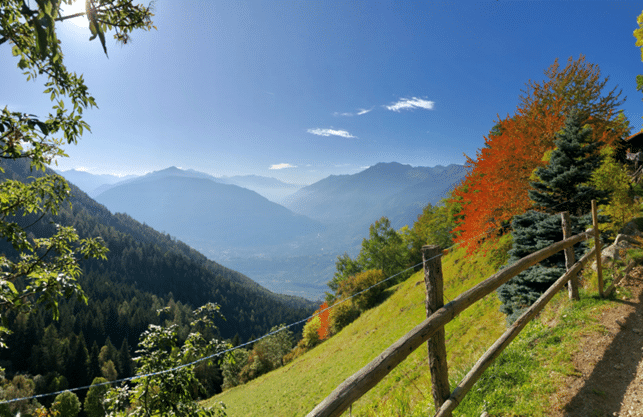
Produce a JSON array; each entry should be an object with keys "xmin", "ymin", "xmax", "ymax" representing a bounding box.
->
[{"xmin": 555, "ymin": 266, "xmax": 643, "ymax": 417}]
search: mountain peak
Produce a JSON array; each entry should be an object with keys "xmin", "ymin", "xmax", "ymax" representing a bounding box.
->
[{"xmin": 159, "ymin": 166, "xmax": 184, "ymax": 173}]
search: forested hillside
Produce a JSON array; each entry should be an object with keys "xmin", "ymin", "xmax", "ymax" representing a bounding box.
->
[{"xmin": 0, "ymin": 158, "xmax": 316, "ymax": 404}]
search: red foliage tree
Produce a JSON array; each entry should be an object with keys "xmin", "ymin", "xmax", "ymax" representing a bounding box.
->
[
  {"xmin": 313, "ymin": 302, "xmax": 330, "ymax": 341},
  {"xmin": 451, "ymin": 55, "xmax": 629, "ymax": 254}
]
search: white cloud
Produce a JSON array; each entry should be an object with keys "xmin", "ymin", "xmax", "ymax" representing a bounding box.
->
[
  {"xmin": 307, "ymin": 128, "xmax": 356, "ymax": 138},
  {"xmin": 269, "ymin": 163, "xmax": 296, "ymax": 170},
  {"xmin": 333, "ymin": 107, "xmax": 373, "ymax": 117},
  {"xmin": 385, "ymin": 97, "xmax": 435, "ymax": 112}
]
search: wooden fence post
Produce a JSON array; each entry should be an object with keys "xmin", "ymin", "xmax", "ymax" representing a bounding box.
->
[
  {"xmin": 591, "ymin": 200, "xmax": 604, "ymax": 297},
  {"xmin": 561, "ymin": 211, "xmax": 579, "ymax": 301},
  {"xmin": 422, "ymin": 245, "xmax": 451, "ymax": 416}
]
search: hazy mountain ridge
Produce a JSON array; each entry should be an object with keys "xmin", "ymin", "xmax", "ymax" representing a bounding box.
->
[
  {"xmin": 214, "ymin": 174, "xmax": 302, "ymax": 204},
  {"xmin": 60, "ymin": 166, "xmax": 302, "ymax": 204},
  {"xmin": 283, "ymin": 162, "xmax": 467, "ymax": 229},
  {"xmin": 93, "ymin": 169, "xmax": 324, "ymax": 248},
  {"xmin": 56, "ymin": 169, "xmax": 137, "ymax": 197}
]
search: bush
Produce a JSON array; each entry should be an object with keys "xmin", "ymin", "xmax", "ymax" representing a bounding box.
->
[
  {"xmin": 301, "ymin": 316, "xmax": 322, "ymax": 348},
  {"xmin": 338, "ymin": 269, "xmax": 386, "ymax": 311},
  {"xmin": 329, "ymin": 298, "xmax": 360, "ymax": 335},
  {"xmin": 84, "ymin": 377, "xmax": 109, "ymax": 417},
  {"xmin": 221, "ymin": 349, "xmax": 249, "ymax": 389},
  {"xmin": 51, "ymin": 391, "xmax": 81, "ymax": 417}
]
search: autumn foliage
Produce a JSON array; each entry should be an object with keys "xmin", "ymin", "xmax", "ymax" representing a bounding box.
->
[
  {"xmin": 313, "ymin": 302, "xmax": 331, "ymax": 341},
  {"xmin": 451, "ymin": 55, "xmax": 629, "ymax": 254}
]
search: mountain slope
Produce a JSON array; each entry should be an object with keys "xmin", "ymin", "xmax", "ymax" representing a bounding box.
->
[
  {"xmin": 214, "ymin": 174, "xmax": 301, "ymax": 204},
  {"xmin": 204, "ymin": 237, "xmax": 511, "ymax": 415},
  {"xmin": 205, "ymin": 233, "xmax": 623, "ymax": 416},
  {"xmin": 94, "ymin": 167, "xmax": 324, "ymax": 248},
  {"xmin": 283, "ymin": 162, "xmax": 467, "ymax": 230},
  {"xmin": 1, "ymin": 160, "xmax": 316, "ymax": 341}
]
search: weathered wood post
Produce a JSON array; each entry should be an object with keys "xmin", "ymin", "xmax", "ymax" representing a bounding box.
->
[
  {"xmin": 561, "ymin": 211, "xmax": 579, "ymax": 301},
  {"xmin": 422, "ymin": 245, "xmax": 451, "ymax": 416},
  {"xmin": 591, "ymin": 200, "xmax": 604, "ymax": 297}
]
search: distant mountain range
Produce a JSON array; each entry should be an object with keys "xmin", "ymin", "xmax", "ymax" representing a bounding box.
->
[
  {"xmin": 56, "ymin": 169, "xmax": 137, "ymax": 197},
  {"xmin": 58, "ymin": 163, "xmax": 467, "ymax": 299},
  {"xmin": 92, "ymin": 167, "xmax": 323, "ymax": 249},
  {"xmin": 284, "ymin": 162, "xmax": 467, "ymax": 232},
  {"xmin": 60, "ymin": 167, "xmax": 302, "ymax": 204}
]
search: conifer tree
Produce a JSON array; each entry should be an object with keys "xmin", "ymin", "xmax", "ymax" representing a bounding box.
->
[
  {"xmin": 528, "ymin": 109, "xmax": 609, "ymax": 216},
  {"xmin": 118, "ymin": 338, "xmax": 133, "ymax": 379},
  {"xmin": 88, "ymin": 341, "xmax": 101, "ymax": 381},
  {"xmin": 498, "ymin": 110, "xmax": 610, "ymax": 323}
]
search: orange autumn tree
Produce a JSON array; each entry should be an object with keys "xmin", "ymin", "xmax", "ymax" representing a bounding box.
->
[
  {"xmin": 452, "ymin": 55, "xmax": 628, "ymax": 254},
  {"xmin": 312, "ymin": 302, "xmax": 331, "ymax": 341}
]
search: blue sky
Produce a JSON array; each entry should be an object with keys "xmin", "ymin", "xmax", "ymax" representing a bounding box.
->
[{"xmin": 3, "ymin": 1, "xmax": 643, "ymax": 184}]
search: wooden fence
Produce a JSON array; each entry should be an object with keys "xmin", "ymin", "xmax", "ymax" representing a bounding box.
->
[{"xmin": 307, "ymin": 201, "xmax": 607, "ymax": 417}]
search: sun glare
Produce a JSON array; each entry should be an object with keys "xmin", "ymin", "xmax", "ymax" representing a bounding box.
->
[{"xmin": 60, "ymin": 0, "xmax": 89, "ymax": 28}]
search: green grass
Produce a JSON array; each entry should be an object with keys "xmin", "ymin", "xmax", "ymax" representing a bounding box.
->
[{"xmin": 203, "ymin": 233, "xmax": 631, "ymax": 416}]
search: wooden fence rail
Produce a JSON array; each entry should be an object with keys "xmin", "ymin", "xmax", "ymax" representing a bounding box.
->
[
  {"xmin": 307, "ymin": 201, "xmax": 612, "ymax": 417},
  {"xmin": 434, "ymin": 245, "xmax": 597, "ymax": 416}
]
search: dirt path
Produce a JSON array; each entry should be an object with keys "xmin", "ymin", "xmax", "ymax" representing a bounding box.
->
[{"xmin": 554, "ymin": 267, "xmax": 643, "ymax": 417}]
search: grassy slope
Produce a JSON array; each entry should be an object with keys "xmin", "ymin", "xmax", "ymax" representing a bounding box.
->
[
  {"xmin": 204, "ymin": 236, "xmax": 511, "ymax": 416},
  {"xmin": 205, "ymin": 232, "xmax": 632, "ymax": 416}
]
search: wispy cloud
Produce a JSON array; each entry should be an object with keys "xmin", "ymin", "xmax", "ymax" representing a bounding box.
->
[
  {"xmin": 333, "ymin": 107, "xmax": 373, "ymax": 117},
  {"xmin": 385, "ymin": 97, "xmax": 435, "ymax": 112},
  {"xmin": 307, "ymin": 128, "xmax": 356, "ymax": 138},
  {"xmin": 269, "ymin": 163, "xmax": 296, "ymax": 170}
]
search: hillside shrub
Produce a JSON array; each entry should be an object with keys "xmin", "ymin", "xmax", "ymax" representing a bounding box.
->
[
  {"xmin": 329, "ymin": 298, "xmax": 360, "ymax": 335},
  {"xmin": 329, "ymin": 218, "xmax": 416, "ymax": 295},
  {"xmin": 51, "ymin": 391, "xmax": 81, "ymax": 417},
  {"xmin": 84, "ymin": 377, "xmax": 109, "ymax": 417},
  {"xmin": 301, "ymin": 316, "xmax": 322, "ymax": 348},
  {"xmin": 338, "ymin": 269, "xmax": 386, "ymax": 311},
  {"xmin": 221, "ymin": 349, "xmax": 249, "ymax": 389},
  {"xmin": 224, "ymin": 324, "xmax": 294, "ymax": 387},
  {"xmin": 238, "ymin": 350, "xmax": 273, "ymax": 383},
  {"xmin": 591, "ymin": 145, "xmax": 641, "ymax": 233}
]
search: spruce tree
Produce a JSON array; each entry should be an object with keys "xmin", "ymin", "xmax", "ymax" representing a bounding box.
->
[
  {"xmin": 528, "ymin": 109, "xmax": 609, "ymax": 216},
  {"xmin": 88, "ymin": 342, "xmax": 101, "ymax": 381},
  {"xmin": 498, "ymin": 109, "xmax": 610, "ymax": 323},
  {"xmin": 118, "ymin": 338, "xmax": 133, "ymax": 378}
]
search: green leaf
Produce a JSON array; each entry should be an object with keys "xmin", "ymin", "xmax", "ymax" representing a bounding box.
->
[
  {"xmin": 36, "ymin": 121, "xmax": 49, "ymax": 135},
  {"xmin": 33, "ymin": 18, "xmax": 49, "ymax": 59}
]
